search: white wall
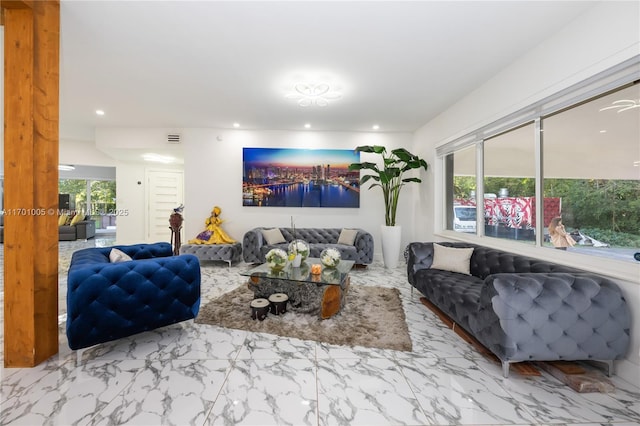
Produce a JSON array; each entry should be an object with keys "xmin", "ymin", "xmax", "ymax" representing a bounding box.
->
[
  {"xmin": 412, "ymin": 1, "xmax": 640, "ymax": 383},
  {"xmin": 114, "ymin": 162, "xmax": 147, "ymax": 244},
  {"xmin": 182, "ymin": 128, "xmax": 414, "ymax": 261},
  {"xmin": 59, "ymin": 139, "xmax": 116, "ymax": 168}
]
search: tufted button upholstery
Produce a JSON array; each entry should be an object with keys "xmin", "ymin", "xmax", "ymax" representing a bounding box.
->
[
  {"xmin": 66, "ymin": 242, "xmax": 201, "ymax": 350},
  {"xmin": 179, "ymin": 242, "xmax": 242, "ymax": 264},
  {"xmin": 242, "ymin": 227, "xmax": 374, "ymax": 265},
  {"xmin": 407, "ymin": 242, "xmax": 631, "ymax": 367}
]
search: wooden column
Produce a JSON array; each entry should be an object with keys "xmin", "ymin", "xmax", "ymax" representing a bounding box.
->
[{"xmin": 3, "ymin": 0, "xmax": 60, "ymax": 367}]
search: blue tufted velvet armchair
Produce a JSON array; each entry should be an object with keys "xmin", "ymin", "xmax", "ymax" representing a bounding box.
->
[{"xmin": 66, "ymin": 242, "xmax": 201, "ymax": 350}]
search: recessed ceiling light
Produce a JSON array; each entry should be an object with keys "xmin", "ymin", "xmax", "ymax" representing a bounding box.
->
[
  {"xmin": 372, "ymin": 124, "xmax": 380, "ymax": 130},
  {"xmin": 95, "ymin": 110, "xmax": 105, "ymax": 116},
  {"xmin": 304, "ymin": 123, "xmax": 311, "ymax": 129},
  {"xmin": 233, "ymin": 122, "xmax": 240, "ymax": 128},
  {"xmin": 600, "ymin": 130, "xmax": 607, "ymax": 133},
  {"xmin": 634, "ymin": 161, "xmax": 640, "ymax": 167},
  {"xmin": 142, "ymin": 153, "xmax": 174, "ymax": 164}
]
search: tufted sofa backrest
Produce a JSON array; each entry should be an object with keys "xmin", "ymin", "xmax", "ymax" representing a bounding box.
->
[
  {"xmin": 411, "ymin": 242, "xmax": 582, "ymax": 280},
  {"xmin": 70, "ymin": 242, "xmax": 173, "ymax": 268},
  {"xmin": 280, "ymin": 228, "xmax": 341, "ymax": 244},
  {"xmin": 468, "ymin": 245, "xmax": 581, "ymax": 279}
]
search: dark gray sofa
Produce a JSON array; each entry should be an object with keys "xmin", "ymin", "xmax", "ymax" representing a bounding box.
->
[
  {"xmin": 243, "ymin": 227, "xmax": 374, "ymax": 266},
  {"xmin": 407, "ymin": 242, "xmax": 631, "ymax": 377},
  {"xmin": 59, "ymin": 220, "xmax": 96, "ymax": 241},
  {"xmin": 0, "ymin": 216, "xmax": 96, "ymax": 242}
]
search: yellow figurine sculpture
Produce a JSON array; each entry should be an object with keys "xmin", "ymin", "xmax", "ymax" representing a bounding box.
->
[{"xmin": 188, "ymin": 206, "xmax": 236, "ymax": 244}]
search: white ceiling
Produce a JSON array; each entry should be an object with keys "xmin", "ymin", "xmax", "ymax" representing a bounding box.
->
[{"xmin": 59, "ymin": 1, "xmax": 599, "ymax": 139}]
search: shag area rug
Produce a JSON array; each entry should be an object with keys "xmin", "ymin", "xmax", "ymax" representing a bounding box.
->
[{"xmin": 196, "ymin": 284, "xmax": 412, "ymax": 352}]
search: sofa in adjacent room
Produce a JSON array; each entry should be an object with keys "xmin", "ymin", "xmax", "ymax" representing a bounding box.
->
[
  {"xmin": 58, "ymin": 213, "xmax": 96, "ymax": 241},
  {"xmin": 0, "ymin": 214, "xmax": 96, "ymax": 242},
  {"xmin": 59, "ymin": 220, "xmax": 96, "ymax": 241},
  {"xmin": 66, "ymin": 242, "xmax": 201, "ymax": 351},
  {"xmin": 407, "ymin": 241, "xmax": 631, "ymax": 377},
  {"xmin": 243, "ymin": 227, "xmax": 374, "ymax": 266}
]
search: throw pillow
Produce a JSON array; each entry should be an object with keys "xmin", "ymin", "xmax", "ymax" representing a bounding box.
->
[
  {"xmin": 70, "ymin": 213, "xmax": 83, "ymax": 226},
  {"xmin": 337, "ymin": 228, "xmax": 358, "ymax": 245},
  {"xmin": 109, "ymin": 248, "xmax": 132, "ymax": 263},
  {"xmin": 58, "ymin": 214, "xmax": 69, "ymax": 226},
  {"xmin": 430, "ymin": 243, "xmax": 474, "ymax": 275},
  {"xmin": 261, "ymin": 228, "xmax": 286, "ymax": 245}
]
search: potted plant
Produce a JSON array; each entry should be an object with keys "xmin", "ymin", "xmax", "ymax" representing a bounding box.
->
[{"xmin": 348, "ymin": 145, "xmax": 428, "ymax": 267}]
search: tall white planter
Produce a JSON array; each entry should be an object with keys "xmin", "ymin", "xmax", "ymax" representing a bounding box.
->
[{"xmin": 380, "ymin": 225, "xmax": 402, "ymax": 268}]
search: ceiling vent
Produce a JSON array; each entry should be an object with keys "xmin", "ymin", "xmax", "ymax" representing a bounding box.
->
[{"xmin": 167, "ymin": 133, "xmax": 182, "ymax": 144}]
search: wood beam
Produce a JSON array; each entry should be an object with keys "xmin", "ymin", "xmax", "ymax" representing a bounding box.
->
[{"xmin": 3, "ymin": 0, "xmax": 59, "ymax": 367}]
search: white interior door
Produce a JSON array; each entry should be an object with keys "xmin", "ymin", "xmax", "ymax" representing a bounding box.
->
[{"xmin": 146, "ymin": 169, "xmax": 184, "ymax": 243}]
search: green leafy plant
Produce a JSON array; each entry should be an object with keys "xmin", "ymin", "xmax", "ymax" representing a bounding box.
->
[{"xmin": 348, "ymin": 145, "xmax": 428, "ymax": 226}]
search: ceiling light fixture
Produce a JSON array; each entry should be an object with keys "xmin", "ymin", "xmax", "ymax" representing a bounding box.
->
[
  {"xmin": 285, "ymin": 83, "xmax": 342, "ymax": 107},
  {"xmin": 599, "ymin": 99, "xmax": 640, "ymax": 113},
  {"xmin": 233, "ymin": 122, "xmax": 240, "ymax": 128},
  {"xmin": 58, "ymin": 164, "xmax": 75, "ymax": 171},
  {"xmin": 372, "ymin": 124, "xmax": 380, "ymax": 130},
  {"xmin": 96, "ymin": 110, "xmax": 105, "ymax": 116},
  {"xmin": 142, "ymin": 153, "xmax": 175, "ymax": 164},
  {"xmin": 304, "ymin": 123, "xmax": 311, "ymax": 129},
  {"xmin": 634, "ymin": 161, "xmax": 640, "ymax": 167}
]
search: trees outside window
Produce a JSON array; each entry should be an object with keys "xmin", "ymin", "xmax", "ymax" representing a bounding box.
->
[
  {"xmin": 58, "ymin": 179, "xmax": 116, "ymax": 229},
  {"xmin": 444, "ymin": 81, "xmax": 639, "ymax": 263}
]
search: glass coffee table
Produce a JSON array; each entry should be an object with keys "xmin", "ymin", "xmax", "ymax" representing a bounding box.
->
[{"xmin": 240, "ymin": 258, "xmax": 355, "ymax": 319}]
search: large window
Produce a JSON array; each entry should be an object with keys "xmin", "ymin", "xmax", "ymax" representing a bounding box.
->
[
  {"xmin": 442, "ymin": 73, "xmax": 639, "ymax": 264},
  {"xmin": 447, "ymin": 145, "xmax": 476, "ymax": 233},
  {"xmin": 542, "ymin": 83, "xmax": 640, "ymax": 257},
  {"xmin": 59, "ymin": 179, "xmax": 116, "ymax": 229},
  {"xmin": 483, "ymin": 123, "xmax": 536, "ymax": 243}
]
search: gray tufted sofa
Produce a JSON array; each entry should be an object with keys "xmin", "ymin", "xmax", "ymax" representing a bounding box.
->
[
  {"xmin": 243, "ymin": 227, "xmax": 374, "ymax": 266},
  {"xmin": 407, "ymin": 242, "xmax": 631, "ymax": 377}
]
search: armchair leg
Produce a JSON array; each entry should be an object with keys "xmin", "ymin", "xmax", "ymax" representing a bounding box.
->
[{"xmin": 75, "ymin": 348, "xmax": 86, "ymax": 367}]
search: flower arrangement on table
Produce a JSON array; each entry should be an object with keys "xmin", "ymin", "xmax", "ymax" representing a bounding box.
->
[
  {"xmin": 265, "ymin": 248, "xmax": 288, "ymax": 271},
  {"xmin": 288, "ymin": 239, "xmax": 310, "ymax": 261},
  {"xmin": 287, "ymin": 216, "xmax": 309, "ymax": 262},
  {"xmin": 320, "ymin": 247, "xmax": 341, "ymax": 268}
]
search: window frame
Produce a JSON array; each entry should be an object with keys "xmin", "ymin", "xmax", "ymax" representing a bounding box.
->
[{"xmin": 435, "ymin": 56, "xmax": 640, "ymax": 282}]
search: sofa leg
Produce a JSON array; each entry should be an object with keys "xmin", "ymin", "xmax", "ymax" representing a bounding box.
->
[
  {"xmin": 603, "ymin": 360, "xmax": 614, "ymax": 377},
  {"xmin": 502, "ymin": 361, "xmax": 510, "ymax": 378}
]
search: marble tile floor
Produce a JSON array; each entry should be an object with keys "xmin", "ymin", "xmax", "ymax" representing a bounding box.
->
[{"xmin": 1, "ymin": 238, "xmax": 639, "ymax": 425}]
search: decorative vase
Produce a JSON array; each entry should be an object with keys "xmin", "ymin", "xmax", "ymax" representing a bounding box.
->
[
  {"xmin": 381, "ymin": 225, "xmax": 402, "ymax": 268},
  {"xmin": 265, "ymin": 248, "xmax": 288, "ymax": 271},
  {"xmin": 288, "ymin": 239, "xmax": 310, "ymax": 261},
  {"xmin": 320, "ymin": 247, "xmax": 341, "ymax": 268},
  {"xmin": 291, "ymin": 253, "xmax": 302, "ymax": 268}
]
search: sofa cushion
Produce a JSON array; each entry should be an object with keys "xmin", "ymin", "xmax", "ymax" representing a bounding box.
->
[
  {"xmin": 58, "ymin": 214, "xmax": 69, "ymax": 226},
  {"xmin": 109, "ymin": 248, "xmax": 132, "ymax": 263},
  {"xmin": 414, "ymin": 268, "xmax": 484, "ymax": 331},
  {"xmin": 310, "ymin": 243, "xmax": 358, "ymax": 260},
  {"xmin": 70, "ymin": 213, "xmax": 83, "ymax": 226},
  {"xmin": 338, "ymin": 228, "xmax": 358, "ymax": 245},
  {"xmin": 262, "ymin": 228, "xmax": 286, "ymax": 245},
  {"xmin": 430, "ymin": 243, "xmax": 474, "ymax": 275}
]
